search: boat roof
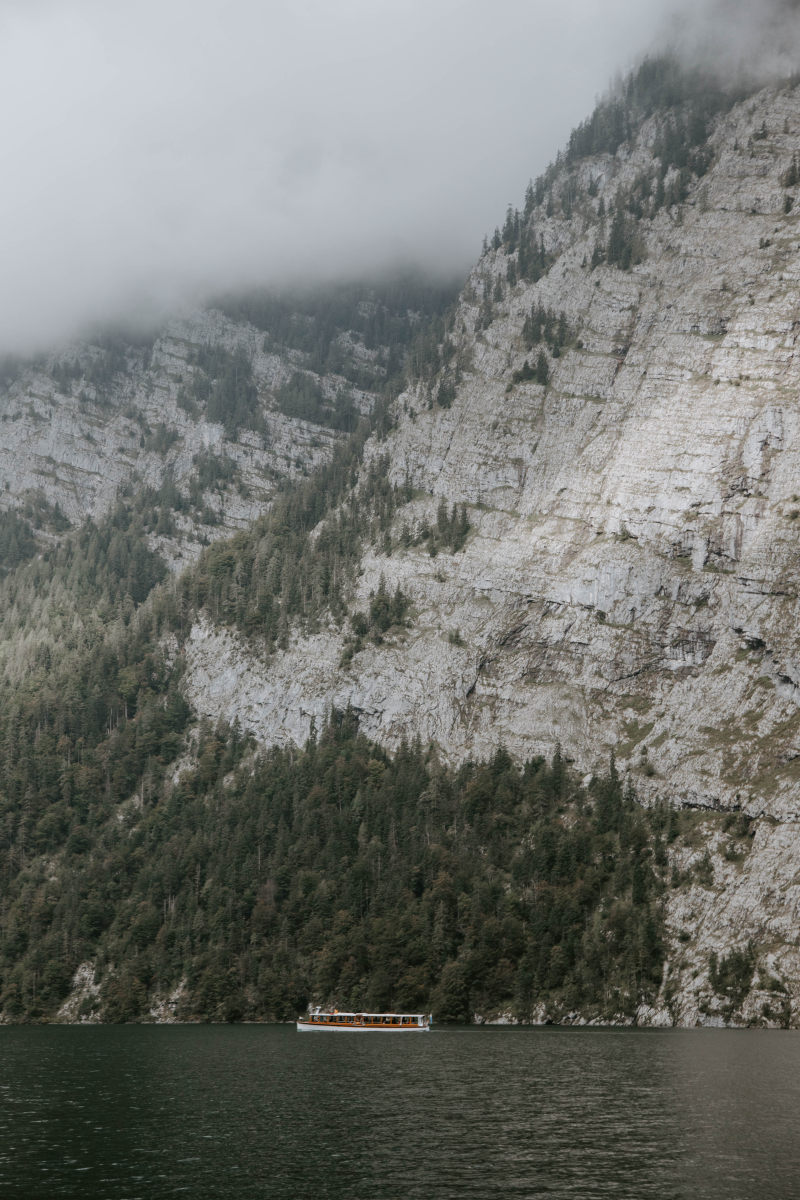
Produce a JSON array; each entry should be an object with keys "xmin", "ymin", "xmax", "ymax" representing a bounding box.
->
[{"xmin": 307, "ymin": 1010, "xmax": 426, "ymax": 1018}]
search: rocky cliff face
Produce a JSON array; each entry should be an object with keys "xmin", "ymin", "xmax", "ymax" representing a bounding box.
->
[
  {"xmin": 180, "ymin": 78, "xmax": 800, "ymax": 1024},
  {"xmin": 187, "ymin": 81, "xmax": 800, "ymax": 817},
  {"xmin": 7, "ymin": 71, "xmax": 800, "ymax": 1026},
  {"xmin": 0, "ymin": 307, "xmax": 360, "ymax": 568}
]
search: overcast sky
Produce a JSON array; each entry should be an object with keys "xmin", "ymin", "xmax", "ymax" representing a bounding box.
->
[{"xmin": 0, "ymin": 0, "xmax": 797, "ymax": 354}]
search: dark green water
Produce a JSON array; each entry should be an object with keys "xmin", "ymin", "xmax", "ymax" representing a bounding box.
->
[{"xmin": 0, "ymin": 1025, "xmax": 798, "ymax": 1199}]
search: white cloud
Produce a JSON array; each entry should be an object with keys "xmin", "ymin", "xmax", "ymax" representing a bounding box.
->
[{"xmin": 0, "ymin": 0, "xmax": 796, "ymax": 353}]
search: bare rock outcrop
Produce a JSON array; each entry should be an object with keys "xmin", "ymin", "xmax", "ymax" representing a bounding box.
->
[{"xmin": 187, "ymin": 82, "xmax": 800, "ymax": 824}]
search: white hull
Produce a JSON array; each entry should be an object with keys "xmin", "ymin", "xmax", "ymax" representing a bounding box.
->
[{"xmin": 296, "ymin": 1021, "xmax": 430, "ymax": 1032}]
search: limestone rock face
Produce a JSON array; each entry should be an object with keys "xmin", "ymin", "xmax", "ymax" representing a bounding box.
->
[
  {"xmin": 11, "ymin": 77, "xmax": 800, "ymax": 1025},
  {"xmin": 0, "ymin": 308, "xmax": 359, "ymax": 567},
  {"xmin": 186, "ymin": 83, "xmax": 800, "ymax": 827},
  {"xmin": 661, "ymin": 815, "xmax": 800, "ymax": 1027},
  {"xmin": 178, "ymin": 82, "xmax": 800, "ymax": 1026}
]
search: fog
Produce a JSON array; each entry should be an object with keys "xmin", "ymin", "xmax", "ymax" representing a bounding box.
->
[{"xmin": 0, "ymin": 0, "xmax": 798, "ymax": 354}]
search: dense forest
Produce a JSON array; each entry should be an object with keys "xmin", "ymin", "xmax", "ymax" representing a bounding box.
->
[
  {"xmin": 0, "ymin": 443, "xmax": 675, "ymax": 1022},
  {"xmin": 0, "ymin": 703, "xmax": 673, "ymax": 1024},
  {"xmin": 0, "ymin": 407, "xmax": 677, "ymax": 1027}
]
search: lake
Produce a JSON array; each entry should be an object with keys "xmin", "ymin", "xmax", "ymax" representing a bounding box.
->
[{"xmin": 0, "ymin": 1025, "xmax": 797, "ymax": 1198}]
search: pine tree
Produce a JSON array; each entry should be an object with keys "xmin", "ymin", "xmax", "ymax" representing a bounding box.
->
[
  {"xmin": 536, "ymin": 350, "xmax": 550, "ymax": 386},
  {"xmin": 607, "ymin": 204, "xmax": 632, "ymax": 270}
]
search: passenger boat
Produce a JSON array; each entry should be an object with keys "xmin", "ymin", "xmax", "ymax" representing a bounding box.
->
[{"xmin": 296, "ymin": 1008, "xmax": 431, "ymax": 1032}]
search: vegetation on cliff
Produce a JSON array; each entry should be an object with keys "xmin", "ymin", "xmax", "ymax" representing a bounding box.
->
[
  {"xmin": 0, "ymin": 53, "xmax": 783, "ymax": 1026},
  {"xmin": 0, "ymin": 705, "xmax": 669, "ymax": 1024}
]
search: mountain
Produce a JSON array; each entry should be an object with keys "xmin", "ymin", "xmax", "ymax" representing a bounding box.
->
[
  {"xmin": 0, "ymin": 279, "xmax": 453, "ymax": 563},
  {"xmin": 0, "ymin": 278, "xmax": 453, "ymax": 690},
  {"xmin": 3, "ymin": 58, "xmax": 800, "ymax": 1027},
  {"xmin": 188, "ymin": 66, "xmax": 800, "ymax": 814}
]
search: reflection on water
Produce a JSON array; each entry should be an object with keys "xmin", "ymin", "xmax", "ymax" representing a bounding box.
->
[{"xmin": 0, "ymin": 1025, "xmax": 798, "ymax": 1199}]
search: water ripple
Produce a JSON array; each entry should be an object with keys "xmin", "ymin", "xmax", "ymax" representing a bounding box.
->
[{"xmin": 0, "ymin": 1026, "xmax": 798, "ymax": 1198}]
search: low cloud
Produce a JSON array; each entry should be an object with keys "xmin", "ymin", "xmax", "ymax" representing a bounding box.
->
[
  {"xmin": 0, "ymin": 0, "xmax": 797, "ymax": 354},
  {"xmin": 663, "ymin": 0, "xmax": 800, "ymax": 81}
]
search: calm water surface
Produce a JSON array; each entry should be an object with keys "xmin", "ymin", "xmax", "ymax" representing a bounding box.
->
[{"xmin": 0, "ymin": 1025, "xmax": 797, "ymax": 1199}]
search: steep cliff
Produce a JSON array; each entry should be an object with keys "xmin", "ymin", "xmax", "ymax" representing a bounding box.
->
[
  {"xmin": 186, "ymin": 77, "xmax": 800, "ymax": 821},
  {"xmin": 7, "ymin": 64, "xmax": 800, "ymax": 1027},
  {"xmin": 0, "ymin": 279, "xmax": 449, "ymax": 569},
  {"xmin": 175, "ymin": 73, "xmax": 800, "ymax": 1026},
  {"xmin": 1, "ymin": 309, "xmax": 334, "ymax": 563}
]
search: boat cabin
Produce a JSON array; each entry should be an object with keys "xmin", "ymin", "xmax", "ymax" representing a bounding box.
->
[{"xmin": 297, "ymin": 1009, "xmax": 430, "ymax": 1031}]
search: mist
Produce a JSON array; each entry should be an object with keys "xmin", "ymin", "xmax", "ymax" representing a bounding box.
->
[{"xmin": 1, "ymin": 0, "xmax": 798, "ymax": 355}]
